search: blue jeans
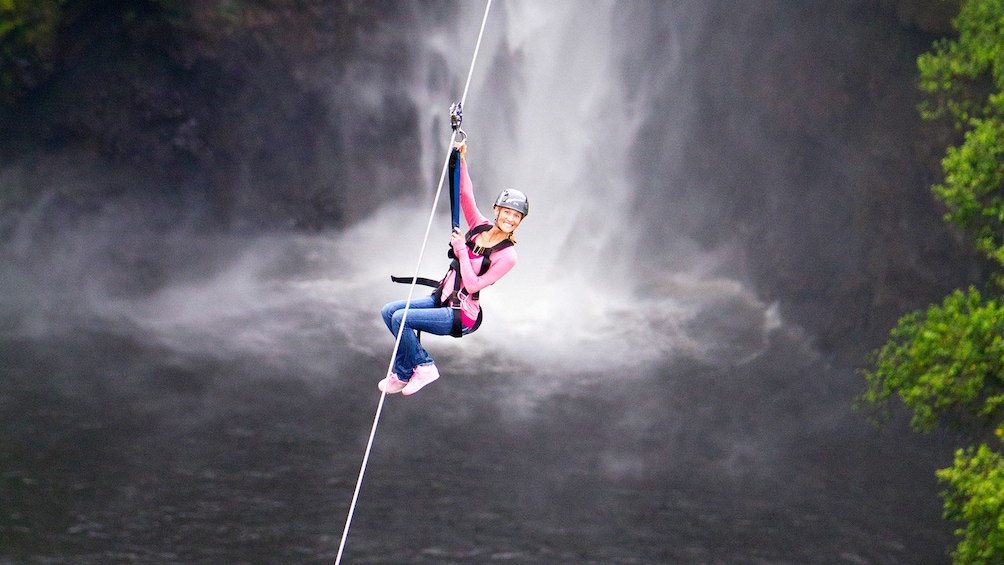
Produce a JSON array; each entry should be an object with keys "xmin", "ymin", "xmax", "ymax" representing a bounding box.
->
[{"xmin": 381, "ymin": 294, "xmax": 464, "ymax": 379}]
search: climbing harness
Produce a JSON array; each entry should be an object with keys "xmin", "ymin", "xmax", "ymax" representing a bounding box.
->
[
  {"xmin": 439, "ymin": 223, "xmax": 513, "ymax": 336},
  {"xmin": 393, "ymin": 218, "xmax": 513, "ymax": 337},
  {"xmin": 391, "ymin": 146, "xmax": 514, "ymax": 338},
  {"xmin": 332, "ymin": 2, "xmax": 493, "ymax": 565}
]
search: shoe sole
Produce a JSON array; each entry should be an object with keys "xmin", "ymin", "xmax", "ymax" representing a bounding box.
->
[{"xmin": 378, "ymin": 377, "xmax": 407, "ymax": 394}]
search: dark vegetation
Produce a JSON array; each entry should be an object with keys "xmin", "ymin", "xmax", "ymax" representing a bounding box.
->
[{"xmin": 0, "ymin": 0, "xmax": 427, "ymax": 230}]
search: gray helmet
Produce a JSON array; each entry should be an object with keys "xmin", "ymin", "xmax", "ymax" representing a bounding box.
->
[{"xmin": 493, "ymin": 189, "xmax": 529, "ymax": 218}]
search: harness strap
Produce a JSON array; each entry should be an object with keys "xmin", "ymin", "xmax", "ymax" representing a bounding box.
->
[
  {"xmin": 390, "ymin": 275, "xmax": 441, "ymax": 288},
  {"xmin": 391, "ymin": 224, "xmax": 511, "ymax": 338},
  {"xmin": 449, "ymin": 148, "xmax": 462, "ymax": 231},
  {"xmin": 438, "ymin": 224, "xmax": 511, "ymax": 337}
]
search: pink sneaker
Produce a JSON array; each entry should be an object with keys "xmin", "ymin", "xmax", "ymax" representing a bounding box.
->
[
  {"xmin": 401, "ymin": 363, "xmax": 440, "ymax": 395},
  {"xmin": 378, "ymin": 373, "xmax": 407, "ymax": 394}
]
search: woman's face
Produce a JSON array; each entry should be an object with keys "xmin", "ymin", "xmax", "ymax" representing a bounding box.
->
[{"xmin": 494, "ymin": 206, "xmax": 524, "ymax": 233}]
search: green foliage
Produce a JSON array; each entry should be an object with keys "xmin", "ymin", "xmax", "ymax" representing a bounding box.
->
[
  {"xmin": 0, "ymin": 0, "xmax": 68, "ymax": 105},
  {"xmin": 935, "ymin": 117, "xmax": 1004, "ymax": 264},
  {"xmin": 864, "ymin": 4, "xmax": 1004, "ymax": 562},
  {"xmin": 860, "ymin": 287, "xmax": 1004, "ymax": 432},
  {"xmin": 863, "ymin": 285, "xmax": 1004, "ymax": 565},
  {"xmin": 938, "ymin": 440, "xmax": 1004, "ymax": 565},
  {"xmin": 918, "ymin": 0, "xmax": 1004, "ymax": 126},
  {"xmin": 918, "ymin": 0, "xmax": 1004, "ymax": 267}
]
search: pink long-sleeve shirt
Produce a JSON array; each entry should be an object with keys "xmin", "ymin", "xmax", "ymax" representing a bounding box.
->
[{"xmin": 438, "ymin": 158, "xmax": 517, "ymax": 328}]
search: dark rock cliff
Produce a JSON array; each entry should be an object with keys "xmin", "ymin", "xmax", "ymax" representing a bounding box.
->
[
  {"xmin": 623, "ymin": 0, "xmax": 985, "ymax": 363},
  {"xmin": 1, "ymin": 0, "xmax": 442, "ymax": 230}
]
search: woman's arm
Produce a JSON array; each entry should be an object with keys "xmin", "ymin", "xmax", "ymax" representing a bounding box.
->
[
  {"xmin": 450, "ymin": 238, "xmax": 517, "ymax": 294},
  {"xmin": 457, "ymin": 145, "xmax": 489, "ymax": 229}
]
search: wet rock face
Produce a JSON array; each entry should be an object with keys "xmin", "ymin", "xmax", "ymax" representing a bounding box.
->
[
  {"xmin": 623, "ymin": 0, "xmax": 984, "ymax": 363},
  {"xmin": 879, "ymin": 0, "xmax": 963, "ymax": 33},
  {"xmin": 4, "ymin": 0, "xmax": 431, "ymax": 230}
]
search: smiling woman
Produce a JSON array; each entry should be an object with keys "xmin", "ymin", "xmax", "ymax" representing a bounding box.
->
[{"xmin": 379, "ymin": 138, "xmax": 528, "ymax": 396}]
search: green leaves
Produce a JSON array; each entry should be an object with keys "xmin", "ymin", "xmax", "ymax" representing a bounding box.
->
[
  {"xmin": 861, "ymin": 288, "xmax": 1004, "ymax": 432},
  {"xmin": 919, "ymin": 0, "xmax": 1004, "ymax": 267},
  {"xmin": 865, "ymin": 3, "xmax": 1004, "ymax": 562},
  {"xmin": 935, "ymin": 117, "xmax": 1004, "ymax": 261},
  {"xmin": 919, "ymin": 0, "xmax": 1004, "ymax": 126},
  {"xmin": 938, "ymin": 442, "xmax": 1004, "ymax": 565}
]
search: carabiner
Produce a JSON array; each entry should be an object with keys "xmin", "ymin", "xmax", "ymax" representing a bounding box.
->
[{"xmin": 449, "ymin": 102, "xmax": 463, "ymax": 131}]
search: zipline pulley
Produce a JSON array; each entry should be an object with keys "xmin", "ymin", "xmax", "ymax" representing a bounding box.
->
[{"xmin": 450, "ymin": 101, "xmax": 467, "ymax": 143}]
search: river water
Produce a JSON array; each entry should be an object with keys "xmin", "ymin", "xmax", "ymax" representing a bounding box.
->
[
  {"xmin": 1, "ymin": 1, "xmax": 960, "ymax": 564},
  {"xmin": 0, "ymin": 230, "xmax": 955, "ymax": 563}
]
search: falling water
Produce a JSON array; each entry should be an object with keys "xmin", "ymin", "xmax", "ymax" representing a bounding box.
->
[{"xmin": 297, "ymin": 0, "xmax": 784, "ymax": 384}]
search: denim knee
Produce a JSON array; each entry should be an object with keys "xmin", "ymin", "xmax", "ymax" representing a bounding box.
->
[
  {"xmin": 381, "ymin": 303, "xmax": 393, "ymax": 326},
  {"xmin": 391, "ymin": 310, "xmax": 406, "ymax": 333}
]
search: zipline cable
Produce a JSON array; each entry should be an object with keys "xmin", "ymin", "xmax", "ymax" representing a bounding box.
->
[{"xmin": 332, "ymin": 2, "xmax": 493, "ymax": 564}]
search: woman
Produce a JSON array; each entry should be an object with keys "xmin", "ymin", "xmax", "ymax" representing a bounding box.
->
[{"xmin": 379, "ymin": 140, "xmax": 528, "ymax": 395}]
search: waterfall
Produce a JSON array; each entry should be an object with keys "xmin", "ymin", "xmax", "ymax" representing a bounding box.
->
[
  {"xmin": 355, "ymin": 0, "xmax": 783, "ymax": 379},
  {"xmin": 0, "ymin": 1, "xmax": 783, "ymax": 383}
]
